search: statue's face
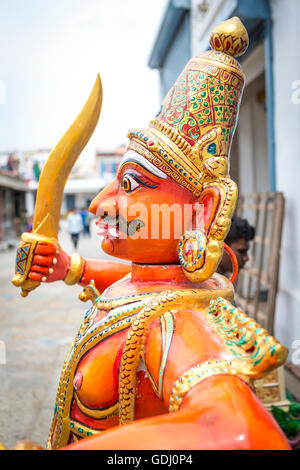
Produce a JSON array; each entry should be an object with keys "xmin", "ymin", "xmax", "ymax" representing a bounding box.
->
[{"xmin": 89, "ymin": 150, "xmax": 198, "ymax": 263}]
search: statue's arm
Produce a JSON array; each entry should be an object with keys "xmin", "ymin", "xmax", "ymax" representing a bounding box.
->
[
  {"xmin": 140, "ymin": 311, "xmax": 289, "ymax": 449},
  {"xmin": 78, "ymin": 259, "xmax": 131, "ymax": 292},
  {"xmin": 63, "ymin": 373, "xmax": 290, "ymax": 450}
]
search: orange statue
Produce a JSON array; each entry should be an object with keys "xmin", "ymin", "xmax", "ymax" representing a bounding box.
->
[{"xmin": 12, "ymin": 17, "xmax": 290, "ymax": 450}]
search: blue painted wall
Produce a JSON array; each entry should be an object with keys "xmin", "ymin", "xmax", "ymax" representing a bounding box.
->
[{"xmin": 159, "ymin": 11, "xmax": 190, "ymax": 100}]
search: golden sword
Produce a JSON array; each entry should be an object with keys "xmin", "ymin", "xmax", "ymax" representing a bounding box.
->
[{"xmin": 12, "ymin": 74, "xmax": 103, "ymax": 296}]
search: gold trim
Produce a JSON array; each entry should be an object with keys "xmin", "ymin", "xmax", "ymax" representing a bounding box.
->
[
  {"xmin": 64, "ymin": 253, "xmax": 84, "ymax": 285},
  {"xmin": 74, "ymin": 392, "xmax": 118, "ymax": 419},
  {"xmin": 191, "ymin": 55, "xmax": 244, "ymax": 78},
  {"xmin": 70, "ymin": 419, "xmax": 102, "ymax": 439},
  {"xmin": 158, "ymin": 312, "xmax": 175, "ymax": 398},
  {"xmin": 169, "ymin": 359, "xmax": 246, "ymax": 413},
  {"xmin": 203, "ymin": 297, "xmax": 288, "ymax": 378},
  {"xmin": 127, "ymin": 135, "xmax": 202, "ymax": 197}
]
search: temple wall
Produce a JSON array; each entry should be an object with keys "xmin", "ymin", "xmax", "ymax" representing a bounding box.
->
[{"xmin": 271, "ymin": 0, "xmax": 300, "ymax": 358}]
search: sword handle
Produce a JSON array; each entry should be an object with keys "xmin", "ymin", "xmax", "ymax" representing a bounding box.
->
[{"xmin": 11, "ymin": 232, "xmax": 58, "ymax": 297}]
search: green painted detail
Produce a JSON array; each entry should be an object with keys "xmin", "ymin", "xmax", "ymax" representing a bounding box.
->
[
  {"xmin": 251, "ymin": 346, "xmax": 261, "ymax": 360},
  {"xmin": 214, "ymin": 315, "xmax": 225, "ymax": 324},
  {"xmin": 223, "ymin": 325, "xmax": 238, "ymax": 334},
  {"xmin": 253, "ymin": 354, "xmax": 264, "ymax": 366},
  {"xmin": 237, "ymin": 333, "xmax": 247, "ymax": 346}
]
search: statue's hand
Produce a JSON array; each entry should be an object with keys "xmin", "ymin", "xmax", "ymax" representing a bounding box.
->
[
  {"xmin": 12, "ymin": 232, "xmax": 70, "ymax": 296},
  {"xmin": 27, "ymin": 240, "xmax": 70, "ymax": 284}
]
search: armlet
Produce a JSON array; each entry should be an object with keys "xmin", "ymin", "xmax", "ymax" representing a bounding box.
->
[{"xmin": 202, "ymin": 297, "xmax": 288, "ymax": 379}]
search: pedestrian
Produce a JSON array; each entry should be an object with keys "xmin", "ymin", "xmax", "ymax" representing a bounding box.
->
[
  {"xmin": 80, "ymin": 207, "xmax": 91, "ymax": 237},
  {"xmin": 84, "ymin": 210, "xmax": 92, "ymax": 237},
  {"xmin": 67, "ymin": 207, "xmax": 83, "ymax": 251},
  {"xmin": 217, "ymin": 216, "xmax": 255, "ymax": 278},
  {"xmin": 80, "ymin": 208, "xmax": 87, "ymax": 237}
]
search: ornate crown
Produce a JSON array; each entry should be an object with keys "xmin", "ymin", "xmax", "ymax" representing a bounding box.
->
[{"xmin": 127, "ymin": 17, "xmax": 249, "ymax": 197}]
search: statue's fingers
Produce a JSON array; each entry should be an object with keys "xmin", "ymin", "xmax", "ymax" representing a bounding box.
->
[
  {"xmin": 31, "ymin": 265, "xmax": 52, "ymax": 275},
  {"xmin": 34, "ymin": 243, "xmax": 57, "ymax": 256},
  {"xmin": 32, "ymin": 255, "xmax": 53, "ymax": 267},
  {"xmin": 28, "ymin": 271, "xmax": 43, "ymax": 282}
]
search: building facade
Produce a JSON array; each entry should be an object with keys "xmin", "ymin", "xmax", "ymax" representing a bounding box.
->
[{"xmin": 0, "ymin": 153, "xmax": 29, "ymax": 249}]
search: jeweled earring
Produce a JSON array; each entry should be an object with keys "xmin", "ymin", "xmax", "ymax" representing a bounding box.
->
[{"xmin": 178, "ymin": 230, "xmax": 207, "ymax": 277}]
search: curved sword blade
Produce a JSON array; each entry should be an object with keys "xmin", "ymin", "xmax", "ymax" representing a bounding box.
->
[{"xmin": 33, "ymin": 74, "xmax": 103, "ymax": 239}]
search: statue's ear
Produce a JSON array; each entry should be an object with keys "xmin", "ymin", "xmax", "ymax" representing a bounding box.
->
[
  {"xmin": 192, "ymin": 184, "xmax": 227, "ymax": 239},
  {"xmin": 196, "ymin": 185, "xmax": 225, "ymax": 238},
  {"xmin": 180, "ymin": 182, "xmax": 236, "ymax": 283}
]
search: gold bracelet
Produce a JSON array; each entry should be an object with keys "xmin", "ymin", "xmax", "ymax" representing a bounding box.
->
[
  {"xmin": 169, "ymin": 359, "xmax": 244, "ymax": 413},
  {"xmin": 64, "ymin": 253, "xmax": 84, "ymax": 285}
]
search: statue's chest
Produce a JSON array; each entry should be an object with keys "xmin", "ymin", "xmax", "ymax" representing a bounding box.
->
[
  {"xmin": 66, "ymin": 292, "xmax": 164, "ymax": 422},
  {"xmin": 73, "ymin": 326, "xmax": 127, "ymax": 410}
]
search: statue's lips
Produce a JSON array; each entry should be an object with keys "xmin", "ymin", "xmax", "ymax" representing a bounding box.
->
[
  {"xmin": 96, "ymin": 215, "xmax": 145, "ymax": 238},
  {"xmin": 96, "ymin": 220, "xmax": 120, "ymax": 238}
]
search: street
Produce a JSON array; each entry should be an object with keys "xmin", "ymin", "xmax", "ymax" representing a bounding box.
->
[{"xmin": 0, "ymin": 219, "xmax": 118, "ymax": 449}]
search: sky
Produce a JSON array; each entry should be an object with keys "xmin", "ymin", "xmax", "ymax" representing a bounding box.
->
[{"xmin": 0, "ymin": 0, "xmax": 169, "ymax": 164}]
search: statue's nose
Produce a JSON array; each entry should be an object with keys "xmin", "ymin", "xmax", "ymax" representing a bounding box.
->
[{"xmin": 89, "ymin": 179, "xmax": 118, "ymax": 216}]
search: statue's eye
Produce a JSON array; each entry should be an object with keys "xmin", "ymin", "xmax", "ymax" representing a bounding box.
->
[
  {"xmin": 207, "ymin": 143, "xmax": 217, "ymax": 155},
  {"xmin": 121, "ymin": 174, "xmax": 140, "ymax": 193}
]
